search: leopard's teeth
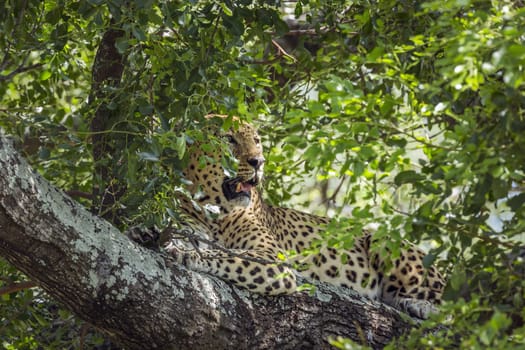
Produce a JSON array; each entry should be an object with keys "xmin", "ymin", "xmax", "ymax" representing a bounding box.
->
[{"xmin": 235, "ymin": 182, "xmax": 243, "ymax": 193}]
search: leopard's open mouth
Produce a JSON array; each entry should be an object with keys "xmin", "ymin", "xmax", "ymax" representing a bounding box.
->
[{"xmin": 222, "ymin": 176, "xmax": 259, "ymax": 201}]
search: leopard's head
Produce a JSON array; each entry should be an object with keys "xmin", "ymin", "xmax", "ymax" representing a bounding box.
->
[{"xmin": 185, "ymin": 120, "xmax": 264, "ymax": 214}]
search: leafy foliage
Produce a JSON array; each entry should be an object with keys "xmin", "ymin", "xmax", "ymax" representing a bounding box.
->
[
  {"xmin": 1, "ymin": 0, "xmax": 525, "ymax": 348},
  {"xmin": 0, "ymin": 260, "xmax": 105, "ymax": 349}
]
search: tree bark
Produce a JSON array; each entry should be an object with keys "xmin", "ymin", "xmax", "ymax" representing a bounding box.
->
[
  {"xmin": 89, "ymin": 24, "xmax": 126, "ymax": 225},
  {"xmin": 0, "ymin": 132, "xmax": 416, "ymax": 349}
]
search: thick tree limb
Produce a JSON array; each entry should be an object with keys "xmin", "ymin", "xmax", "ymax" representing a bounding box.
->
[{"xmin": 0, "ymin": 132, "xmax": 416, "ymax": 349}]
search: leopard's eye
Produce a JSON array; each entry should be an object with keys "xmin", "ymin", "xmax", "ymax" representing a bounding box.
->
[
  {"xmin": 225, "ymin": 134, "xmax": 238, "ymax": 145},
  {"xmin": 254, "ymin": 136, "xmax": 261, "ymax": 145}
]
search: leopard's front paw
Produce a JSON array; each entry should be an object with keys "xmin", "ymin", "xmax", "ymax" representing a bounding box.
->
[
  {"xmin": 126, "ymin": 226, "xmax": 160, "ymax": 250},
  {"xmin": 164, "ymin": 241, "xmax": 195, "ymax": 267},
  {"xmin": 401, "ymin": 299, "xmax": 438, "ymax": 319}
]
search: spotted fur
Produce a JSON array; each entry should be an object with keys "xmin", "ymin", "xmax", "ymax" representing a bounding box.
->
[{"xmin": 166, "ymin": 121, "xmax": 445, "ymax": 319}]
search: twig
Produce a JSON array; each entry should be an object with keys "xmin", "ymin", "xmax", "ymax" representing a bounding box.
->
[
  {"xmin": 79, "ymin": 323, "xmax": 91, "ymax": 350},
  {"xmin": 0, "ymin": 63, "xmax": 45, "ymax": 82},
  {"xmin": 283, "ymin": 28, "xmax": 358, "ymax": 36},
  {"xmin": 239, "ymin": 57, "xmax": 283, "ymax": 65},
  {"xmin": 65, "ymin": 190, "xmax": 94, "ymax": 200},
  {"xmin": 321, "ymin": 176, "xmax": 347, "ymax": 205},
  {"xmin": 206, "ymin": 14, "xmax": 222, "ymax": 60},
  {"xmin": 0, "ymin": 280, "xmax": 38, "ymax": 295},
  {"xmin": 0, "ymin": 53, "xmax": 11, "ymax": 72},
  {"xmin": 238, "ymin": 40, "xmax": 297, "ymax": 65},
  {"xmin": 271, "ymin": 39, "xmax": 297, "ymax": 63}
]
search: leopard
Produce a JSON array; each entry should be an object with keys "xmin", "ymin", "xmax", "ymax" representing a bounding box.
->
[{"xmin": 165, "ymin": 117, "xmax": 446, "ymax": 319}]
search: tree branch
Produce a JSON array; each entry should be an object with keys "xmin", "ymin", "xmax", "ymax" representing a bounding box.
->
[
  {"xmin": 0, "ymin": 131, "xmax": 416, "ymax": 349},
  {"xmin": 89, "ymin": 24, "xmax": 126, "ymax": 225},
  {"xmin": 0, "ymin": 280, "xmax": 38, "ymax": 295},
  {"xmin": 0, "ymin": 63, "xmax": 45, "ymax": 82}
]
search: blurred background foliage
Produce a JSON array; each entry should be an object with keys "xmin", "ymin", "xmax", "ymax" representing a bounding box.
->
[{"xmin": 1, "ymin": 0, "xmax": 524, "ymax": 348}]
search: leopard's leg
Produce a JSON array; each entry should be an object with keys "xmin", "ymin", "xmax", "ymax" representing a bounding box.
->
[
  {"xmin": 376, "ymin": 245, "xmax": 445, "ymax": 319},
  {"xmin": 125, "ymin": 226, "xmax": 160, "ymax": 250},
  {"xmin": 388, "ymin": 297, "xmax": 438, "ymax": 320},
  {"xmin": 165, "ymin": 243, "xmax": 296, "ymax": 295}
]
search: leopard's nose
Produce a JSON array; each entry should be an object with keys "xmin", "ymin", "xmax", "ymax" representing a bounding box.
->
[{"xmin": 247, "ymin": 156, "xmax": 265, "ymax": 170}]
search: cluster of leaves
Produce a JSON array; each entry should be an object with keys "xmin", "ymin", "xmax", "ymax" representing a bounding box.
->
[
  {"xmin": 1, "ymin": 0, "xmax": 525, "ymax": 348},
  {"xmin": 0, "ymin": 260, "xmax": 106, "ymax": 349},
  {"xmin": 266, "ymin": 1, "xmax": 525, "ymax": 348}
]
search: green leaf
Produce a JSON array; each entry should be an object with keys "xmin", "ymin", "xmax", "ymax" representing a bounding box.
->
[
  {"xmin": 115, "ymin": 37, "xmax": 129, "ymax": 54},
  {"xmin": 138, "ymin": 152, "xmax": 159, "ymax": 162},
  {"xmin": 366, "ymin": 46, "xmax": 384, "ymax": 62},
  {"xmin": 175, "ymin": 136, "xmax": 186, "ymax": 160},
  {"xmin": 394, "ymin": 170, "xmax": 425, "ymax": 186},
  {"xmin": 138, "ymin": 103, "xmax": 153, "ymax": 115},
  {"xmin": 219, "ymin": 2, "xmax": 233, "ymax": 16},
  {"xmin": 131, "ymin": 25, "xmax": 146, "ymax": 41},
  {"xmin": 38, "ymin": 147, "xmax": 50, "ymax": 160},
  {"xmin": 449, "ymin": 267, "xmax": 467, "ymax": 291},
  {"xmin": 507, "ymin": 193, "xmax": 525, "ymax": 212},
  {"xmin": 386, "ymin": 137, "xmax": 407, "ymax": 148},
  {"xmin": 294, "ymin": 1, "xmax": 303, "ymax": 17},
  {"xmin": 422, "ymin": 253, "xmax": 436, "ymax": 269},
  {"xmin": 39, "ymin": 70, "xmax": 52, "ymax": 81}
]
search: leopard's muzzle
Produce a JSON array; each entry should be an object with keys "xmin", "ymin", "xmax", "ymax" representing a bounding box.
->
[{"xmin": 222, "ymin": 176, "xmax": 259, "ymax": 201}]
